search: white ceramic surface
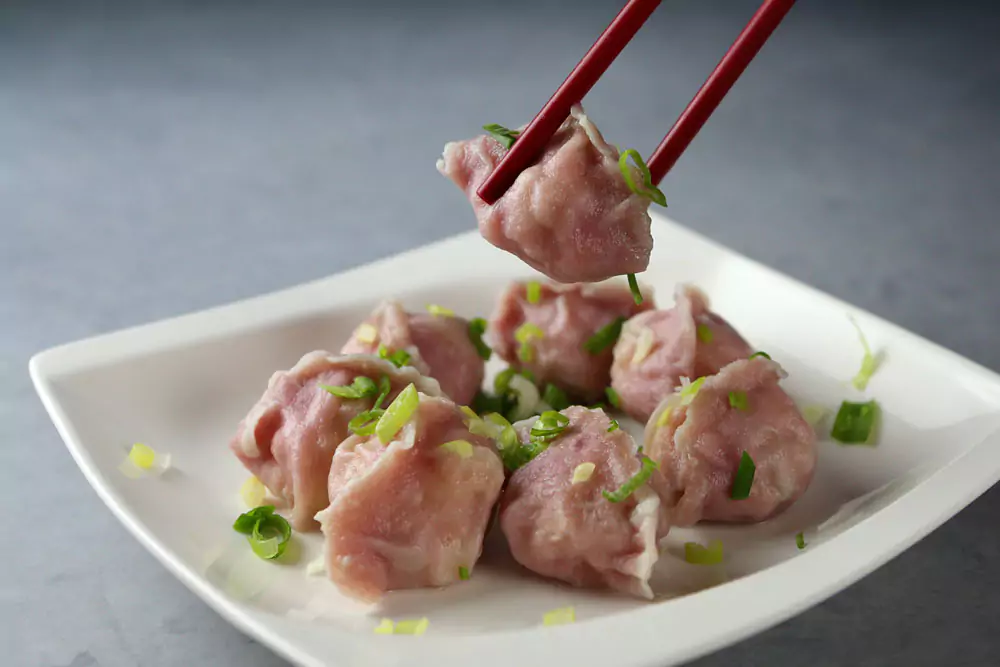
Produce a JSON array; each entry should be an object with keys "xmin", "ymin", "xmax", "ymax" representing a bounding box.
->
[{"xmin": 30, "ymin": 214, "xmax": 1000, "ymax": 667}]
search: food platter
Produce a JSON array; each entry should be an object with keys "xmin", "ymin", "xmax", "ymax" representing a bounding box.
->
[{"xmin": 30, "ymin": 213, "xmax": 1000, "ymax": 667}]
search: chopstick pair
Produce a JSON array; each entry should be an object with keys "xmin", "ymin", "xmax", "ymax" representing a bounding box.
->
[{"xmin": 477, "ymin": 0, "xmax": 797, "ymax": 205}]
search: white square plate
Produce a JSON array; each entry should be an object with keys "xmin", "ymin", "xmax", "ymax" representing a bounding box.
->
[{"xmin": 31, "ymin": 214, "xmax": 1000, "ymax": 667}]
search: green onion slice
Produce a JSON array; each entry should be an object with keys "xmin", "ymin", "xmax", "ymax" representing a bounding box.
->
[
  {"xmin": 482, "ymin": 123, "xmax": 520, "ymax": 150},
  {"xmin": 515, "ymin": 322, "xmax": 545, "ymax": 363},
  {"xmin": 728, "ymin": 390, "xmax": 749, "ymax": 412},
  {"xmin": 374, "ymin": 374, "xmax": 392, "ymax": 409},
  {"xmin": 583, "ymin": 316, "xmax": 626, "ymax": 355},
  {"xmin": 378, "ymin": 345, "xmax": 411, "ymax": 368},
  {"xmin": 730, "ymin": 451, "xmax": 756, "ymax": 500},
  {"xmin": 526, "ymin": 281, "xmax": 542, "ymax": 304},
  {"xmin": 605, "ymin": 387, "xmax": 622, "ymax": 409},
  {"xmin": 441, "ymin": 439, "xmax": 475, "ymax": 459},
  {"xmin": 320, "ymin": 375, "xmax": 378, "ymax": 400},
  {"xmin": 618, "ymin": 149, "xmax": 667, "ymax": 206},
  {"xmin": 542, "ymin": 383, "xmax": 570, "ymax": 411},
  {"xmin": 376, "ymin": 383, "xmax": 419, "ymax": 444},
  {"xmin": 458, "ymin": 566, "xmax": 470, "ymax": 581},
  {"xmin": 830, "ymin": 399, "xmax": 880, "ymax": 445},
  {"xmin": 349, "ymin": 409, "xmax": 384, "ymax": 436},
  {"xmin": 684, "ymin": 540, "xmax": 724, "ymax": 565},
  {"xmin": 749, "ymin": 351, "xmax": 771, "ymax": 360},
  {"xmin": 607, "ymin": 418, "xmax": 620, "ymax": 432},
  {"xmin": 696, "ymin": 323, "xmax": 713, "ymax": 344},
  {"xmin": 529, "ymin": 410, "xmax": 570, "ymax": 443},
  {"xmin": 796, "ymin": 532, "xmax": 807, "ymax": 550},
  {"xmin": 486, "ymin": 412, "xmax": 540, "ymax": 471},
  {"xmin": 627, "ymin": 273, "xmax": 643, "ymax": 305},
  {"xmin": 467, "ymin": 317, "xmax": 492, "ymax": 361},
  {"xmin": 801, "ymin": 404, "xmax": 829, "ymax": 428},
  {"xmin": 602, "ymin": 455, "xmax": 658, "ymax": 503},
  {"xmin": 679, "ymin": 377, "xmax": 706, "ymax": 405},
  {"xmin": 233, "ymin": 505, "xmax": 291, "ymax": 561},
  {"xmin": 426, "ymin": 303, "xmax": 454, "ymax": 317},
  {"xmin": 850, "ymin": 317, "xmax": 880, "ymax": 391}
]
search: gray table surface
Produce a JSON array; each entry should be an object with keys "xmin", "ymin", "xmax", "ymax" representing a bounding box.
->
[{"xmin": 4, "ymin": 1, "xmax": 999, "ymax": 665}]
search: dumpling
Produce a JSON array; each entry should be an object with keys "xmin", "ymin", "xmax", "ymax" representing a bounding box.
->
[
  {"xmin": 341, "ymin": 300, "xmax": 486, "ymax": 406},
  {"xmin": 488, "ymin": 280, "xmax": 652, "ymax": 402},
  {"xmin": 499, "ymin": 406, "xmax": 670, "ymax": 599},
  {"xmin": 437, "ymin": 105, "xmax": 654, "ymax": 283},
  {"xmin": 317, "ymin": 391, "xmax": 504, "ymax": 602},
  {"xmin": 229, "ymin": 352, "xmax": 442, "ymax": 530},
  {"xmin": 643, "ymin": 356, "xmax": 816, "ymax": 526},
  {"xmin": 611, "ymin": 284, "xmax": 752, "ymax": 422}
]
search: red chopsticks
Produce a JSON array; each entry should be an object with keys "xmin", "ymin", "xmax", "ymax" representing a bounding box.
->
[
  {"xmin": 476, "ymin": 0, "xmax": 663, "ymax": 205},
  {"xmin": 647, "ymin": 0, "xmax": 796, "ymax": 183},
  {"xmin": 476, "ymin": 0, "xmax": 796, "ymax": 205}
]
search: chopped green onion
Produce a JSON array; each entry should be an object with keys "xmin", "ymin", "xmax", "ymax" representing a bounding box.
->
[
  {"xmin": 830, "ymin": 399, "xmax": 880, "ymax": 445},
  {"xmin": 507, "ymin": 373, "xmax": 541, "ymax": 421},
  {"xmin": 631, "ymin": 326, "xmax": 655, "ymax": 365},
  {"xmin": 460, "ymin": 405, "xmax": 479, "ymax": 422},
  {"xmin": 730, "ymin": 451, "xmax": 756, "ymax": 500},
  {"xmin": 233, "ymin": 506, "xmax": 291, "ymax": 561},
  {"xmin": 127, "ymin": 442, "xmax": 156, "ymax": 470},
  {"xmin": 376, "ymin": 383, "xmax": 419, "ymax": 444},
  {"xmin": 374, "ymin": 374, "xmax": 391, "ymax": 408},
  {"xmin": 801, "ymin": 404, "xmax": 829, "ymax": 428},
  {"xmin": 441, "ymin": 439, "xmax": 475, "ymax": 459},
  {"xmin": 679, "ymin": 377, "xmax": 706, "ymax": 405},
  {"xmin": 627, "ymin": 273, "xmax": 643, "ymax": 305},
  {"xmin": 542, "ymin": 383, "xmax": 570, "ymax": 411},
  {"xmin": 728, "ymin": 391, "xmax": 749, "ymax": 412},
  {"xmin": 696, "ymin": 323, "xmax": 714, "ymax": 344},
  {"xmin": 602, "ymin": 455, "xmax": 658, "ymax": 503},
  {"xmin": 605, "ymin": 387, "xmax": 621, "ymax": 409},
  {"xmin": 373, "ymin": 618, "xmax": 395, "ymax": 635},
  {"xmin": 849, "ymin": 317, "xmax": 880, "ymax": 391},
  {"xmin": 485, "ymin": 413, "xmax": 521, "ymax": 452},
  {"xmin": 355, "ymin": 323, "xmax": 378, "ymax": 344},
  {"xmin": 572, "ymin": 462, "xmax": 596, "ymax": 484},
  {"xmin": 529, "ymin": 410, "xmax": 570, "ymax": 443},
  {"xmin": 349, "ymin": 409, "xmax": 384, "ymax": 436},
  {"xmin": 483, "ymin": 123, "xmax": 520, "ymax": 150},
  {"xmin": 796, "ymin": 532, "xmax": 807, "ymax": 550},
  {"xmin": 458, "ymin": 566, "xmax": 470, "ymax": 581},
  {"xmin": 583, "ymin": 316, "xmax": 626, "ymax": 355},
  {"xmin": 426, "ymin": 303, "xmax": 454, "ymax": 317},
  {"xmin": 393, "ymin": 618, "xmax": 430, "ymax": 636},
  {"xmin": 467, "ymin": 317, "xmax": 492, "ymax": 361},
  {"xmin": 515, "ymin": 322, "xmax": 545, "ymax": 363},
  {"xmin": 656, "ymin": 406, "xmax": 673, "ymax": 428},
  {"xmin": 618, "ymin": 149, "xmax": 667, "ymax": 206},
  {"xmin": 120, "ymin": 442, "xmax": 170, "ymax": 478},
  {"xmin": 487, "ymin": 412, "xmax": 545, "ymax": 471},
  {"xmin": 320, "ymin": 375, "xmax": 378, "ymax": 400},
  {"xmin": 526, "ymin": 281, "xmax": 542, "ymax": 304},
  {"xmin": 749, "ymin": 351, "xmax": 771, "ymax": 360},
  {"xmin": 542, "ymin": 607, "xmax": 576, "ymax": 626},
  {"xmin": 684, "ymin": 540, "xmax": 724, "ymax": 565},
  {"xmin": 607, "ymin": 418, "xmax": 620, "ymax": 432},
  {"xmin": 493, "ymin": 368, "xmax": 516, "ymax": 394},
  {"xmin": 378, "ymin": 344, "xmax": 411, "ymax": 368},
  {"xmin": 240, "ymin": 476, "xmax": 267, "ymax": 508}
]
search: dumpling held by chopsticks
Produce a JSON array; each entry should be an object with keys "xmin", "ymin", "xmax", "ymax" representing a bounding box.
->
[{"xmin": 437, "ymin": 104, "xmax": 655, "ymax": 284}]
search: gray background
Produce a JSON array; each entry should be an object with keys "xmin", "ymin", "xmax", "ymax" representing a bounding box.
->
[{"xmin": 3, "ymin": 0, "xmax": 999, "ymax": 665}]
